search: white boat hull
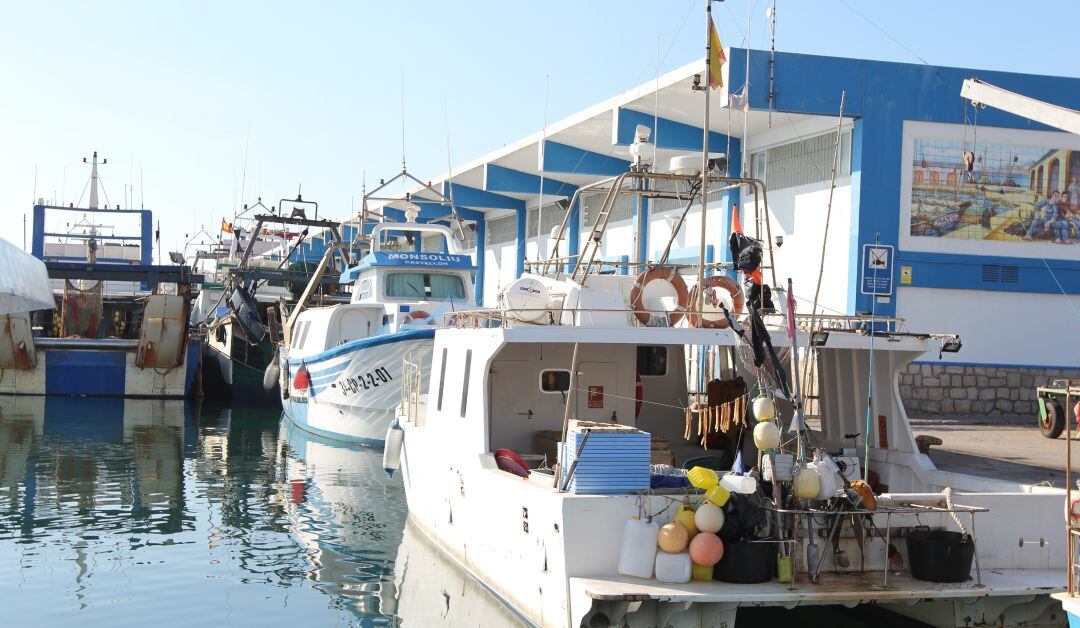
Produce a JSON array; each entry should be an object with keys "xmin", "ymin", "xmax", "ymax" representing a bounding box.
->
[{"xmin": 281, "ymin": 328, "xmax": 433, "ymax": 446}]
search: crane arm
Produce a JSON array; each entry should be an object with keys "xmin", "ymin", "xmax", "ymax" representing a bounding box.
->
[{"xmin": 961, "ymin": 78, "xmax": 1080, "ymax": 136}]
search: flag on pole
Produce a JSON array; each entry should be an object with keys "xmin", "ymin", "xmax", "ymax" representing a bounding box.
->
[
  {"xmin": 708, "ymin": 16, "xmax": 726, "ymax": 89},
  {"xmin": 221, "ymin": 218, "xmax": 233, "ymax": 234}
]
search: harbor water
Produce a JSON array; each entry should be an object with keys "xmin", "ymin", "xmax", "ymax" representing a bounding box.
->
[{"xmin": 0, "ymin": 397, "xmax": 921, "ymax": 627}]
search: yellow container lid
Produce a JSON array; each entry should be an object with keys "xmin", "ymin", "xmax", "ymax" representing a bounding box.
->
[{"xmin": 687, "ymin": 466, "xmax": 719, "ymax": 491}]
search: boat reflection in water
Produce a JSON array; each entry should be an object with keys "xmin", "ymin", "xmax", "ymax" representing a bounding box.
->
[{"xmin": 0, "ymin": 396, "xmax": 523, "ymax": 626}]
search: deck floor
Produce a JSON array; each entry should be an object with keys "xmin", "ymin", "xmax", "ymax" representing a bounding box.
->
[{"xmin": 574, "ymin": 568, "xmax": 1063, "ymax": 604}]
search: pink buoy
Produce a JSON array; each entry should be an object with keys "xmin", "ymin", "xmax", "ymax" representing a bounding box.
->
[{"xmin": 688, "ymin": 532, "xmax": 725, "ymax": 566}]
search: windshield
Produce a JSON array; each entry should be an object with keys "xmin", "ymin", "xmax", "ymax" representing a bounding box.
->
[{"xmin": 385, "ymin": 272, "xmax": 466, "ymax": 300}]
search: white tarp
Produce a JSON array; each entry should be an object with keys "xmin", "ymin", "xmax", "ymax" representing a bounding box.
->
[{"xmin": 0, "ymin": 236, "xmax": 53, "ymax": 315}]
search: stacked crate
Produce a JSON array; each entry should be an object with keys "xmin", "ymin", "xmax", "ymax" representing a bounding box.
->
[{"xmin": 559, "ymin": 420, "xmax": 651, "ymax": 494}]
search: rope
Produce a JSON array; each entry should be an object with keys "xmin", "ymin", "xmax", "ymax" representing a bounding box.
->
[{"xmin": 942, "ymin": 487, "xmax": 969, "ymax": 535}]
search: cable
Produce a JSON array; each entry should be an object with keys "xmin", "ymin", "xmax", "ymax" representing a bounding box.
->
[{"xmin": 836, "ymin": 0, "xmax": 929, "ymax": 65}]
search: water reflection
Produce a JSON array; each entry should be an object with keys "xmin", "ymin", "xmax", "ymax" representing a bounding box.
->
[{"xmin": 0, "ymin": 397, "xmax": 517, "ymax": 627}]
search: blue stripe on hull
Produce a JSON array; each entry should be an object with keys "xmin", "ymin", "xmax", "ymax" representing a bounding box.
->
[{"xmin": 45, "ymin": 350, "xmax": 126, "ymax": 396}]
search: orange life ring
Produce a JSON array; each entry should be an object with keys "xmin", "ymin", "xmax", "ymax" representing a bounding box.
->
[
  {"xmin": 404, "ymin": 310, "xmax": 436, "ymax": 325},
  {"xmin": 687, "ymin": 275, "xmax": 745, "ymax": 329},
  {"xmin": 629, "ymin": 266, "xmax": 689, "ymax": 326}
]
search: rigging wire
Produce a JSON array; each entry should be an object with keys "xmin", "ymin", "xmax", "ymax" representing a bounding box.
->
[{"xmin": 836, "ymin": 0, "xmax": 929, "ymax": 65}]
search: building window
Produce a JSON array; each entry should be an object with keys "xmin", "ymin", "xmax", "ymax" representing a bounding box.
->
[
  {"xmin": 487, "ymin": 214, "xmax": 517, "ymax": 245},
  {"xmin": 460, "ymin": 349, "xmax": 472, "ymax": 417},
  {"xmin": 527, "ymin": 201, "xmax": 570, "ymax": 238},
  {"xmin": 749, "ymin": 129, "xmax": 852, "ymax": 191},
  {"xmin": 637, "ymin": 345, "xmax": 668, "ymax": 376},
  {"xmin": 539, "ymin": 369, "xmax": 571, "ymax": 393},
  {"xmin": 358, "ymin": 279, "xmax": 372, "ymax": 300},
  {"xmin": 581, "ymin": 191, "xmax": 634, "ymax": 226}
]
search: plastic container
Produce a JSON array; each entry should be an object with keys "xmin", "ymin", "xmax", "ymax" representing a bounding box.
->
[
  {"xmin": 704, "ymin": 484, "xmax": 730, "ymax": 507},
  {"xmin": 655, "ymin": 551, "xmax": 692, "ymax": 584},
  {"xmin": 719, "ymin": 473, "xmax": 757, "ymax": 494},
  {"xmin": 617, "ymin": 518, "xmax": 659, "ymax": 578},
  {"xmin": 691, "ymin": 562, "xmax": 713, "ymax": 581},
  {"xmin": 906, "ymin": 528, "xmax": 974, "ymax": 583},
  {"xmin": 714, "ymin": 540, "xmax": 777, "ymax": 583},
  {"xmin": 762, "ymin": 453, "xmax": 794, "ymax": 481},
  {"xmin": 687, "ymin": 466, "xmax": 719, "ymax": 491}
]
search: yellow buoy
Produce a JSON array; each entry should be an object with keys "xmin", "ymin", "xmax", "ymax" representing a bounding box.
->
[
  {"xmin": 753, "ymin": 395, "xmax": 776, "ymax": 422},
  {"xmin": 658, "ymin": 522, "xmax": 689, "ymax": 553},
  {"xmin": 753, "ymin": 421, "xmax": 780, "ymax": 450},
  {"xmin": 674, "ymin": 505, "xmax": 699, "ymax": 538},
  {"xmin": 793, "ymin": 465, "xmax": 821, "ymax": 500}
]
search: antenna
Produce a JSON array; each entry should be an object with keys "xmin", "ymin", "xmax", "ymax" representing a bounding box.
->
[
  {"xmin": 400, "ymin": 67, "xmax": 407, "ymax": 170},
  {"xmin": 82, "ymin": 151, "xmax": 107, "ymax": 209},
  {"xmin": 537, "ymin": 74, "xmax": 550, "ymax": 261},
  {"xmin": 239, "ymin": 121, "xmax": 251, "ymax": 224},
  {"xmin": 140, "ymin": 167, "xmax": 144, "ymax": 208},
  {"xmin": 767, "ymin": 0, "xmax": 777, "ymax": 127},
  {"xmin": 444, "ymin": 100, "xmax": 466, "ymax": 243}
]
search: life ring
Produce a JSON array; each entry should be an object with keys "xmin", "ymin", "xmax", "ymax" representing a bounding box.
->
[
  {"xmin": 629, "ymin": 266, "xmax": 689, "ymax": 326},
  {"xmin": 448, "ymin": 313, "xmax": 479, "ymax": 328},
  {"xmin": 687, "ymin": 275, "xmax": 745, "ymax": 329},
  {"xmin": 404, "ymin": 310, "xmax": 436, "ymax": 325}
]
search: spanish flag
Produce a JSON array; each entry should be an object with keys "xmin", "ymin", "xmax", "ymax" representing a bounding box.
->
[
  {"xmin": 708, "ymin": 16, "xmax": 725, "ymax": 89},
  {"xmin": 221, "ymin": 218, "xmax": 233, "ymax": 234}
]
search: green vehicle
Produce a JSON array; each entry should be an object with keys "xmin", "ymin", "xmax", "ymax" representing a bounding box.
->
[{"xmin": 1037, "ymin": 382, "xmax": 1079, "ymax": 439}]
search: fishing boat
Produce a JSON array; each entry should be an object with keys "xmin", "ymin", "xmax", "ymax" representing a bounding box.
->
[
  {"xmin": 0, "ymin": 155, "xmax": 202, "ymax": 398},
  {"xmin": 192, "ymin": 195, "xmax": 351, "ymax": 403},
  {"xmin": 278, "ymin": 170, "xmax": 477, "ymax": 445},
  {"xmin": 392, "ymin": 164, "xmax": 1065, "ymax": 627}
]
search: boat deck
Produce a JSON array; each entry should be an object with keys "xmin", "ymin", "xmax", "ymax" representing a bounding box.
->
[{"xmin": 573, "ymin": 569, "xmax": 1062, "ymax": 605}]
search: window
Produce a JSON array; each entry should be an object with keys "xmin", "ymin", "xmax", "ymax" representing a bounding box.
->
[
  {"xmin": 358, "ymin": 279, "xmax": 372, "ymax": 300},
  {"xmin": 384, "ymin": 272, "xmax": 466, "ymax": 300},
  {"xmin": 527, "ymin": 201, "xmax": 570, "ymax": 238},
  {"xmin": 460, "ymin": 350, "xmax": 472, "ymax": 417},
  {"xmin": 436, "ymin": 348, "xmax": 448, "ymax": 411},
  {"xmin": 487, "ymin": 214, "xmax": 517, "ymax": 245},
  {"xmin": 637, "ymin": 345, "xmax": 668, "ymax": 376},
  {"xmin": 749, "ymin": 129, "xmax": 852, "ymax": 191},
  {"xmin": 539, "ymin": 369, "xmax": 571, "ymax": 393},
  {"xmin": 422, "ymin": 234, "xmax": 445, "ymax": 253}
]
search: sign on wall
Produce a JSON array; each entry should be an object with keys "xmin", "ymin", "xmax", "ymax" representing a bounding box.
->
[
  {"xmin": 899, "ymin": 121, "xmax": 1080, "ymax": 260},
  {"xmin": 861, "ymin": 243, "xmax": 894, "ymax": 296}
]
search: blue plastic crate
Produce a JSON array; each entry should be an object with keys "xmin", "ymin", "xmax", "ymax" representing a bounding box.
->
[{"xmin": 559, "ymin": 427, "xmax": 651, "ymax": 494}]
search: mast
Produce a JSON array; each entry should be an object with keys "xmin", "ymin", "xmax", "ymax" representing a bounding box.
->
[
  {"xmin": 84, "ymin": 151, "xmax": 105, "ymax": 209},
  {"xmin": 697, "ymin": 1, "xmax": 714, "ymax": 318}
]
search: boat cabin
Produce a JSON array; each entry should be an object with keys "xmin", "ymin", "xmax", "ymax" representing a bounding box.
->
[{"xmin": 286, "ymin": 222, "xmax": 475, "ymax": 360}]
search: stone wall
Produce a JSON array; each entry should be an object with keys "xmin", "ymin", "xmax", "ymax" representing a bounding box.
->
[{"xmin": 899, "ymin": 363, "xmax": 1080, "ymax": 418}]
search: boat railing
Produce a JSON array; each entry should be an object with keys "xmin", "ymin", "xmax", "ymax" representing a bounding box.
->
[
  {"xmin": 1058, "ymin": 379, "xmax": 1080, "ymax": 596},
  {"xmin": 440, "ymin": 306, "xmax": 907, "ymax": 335}
]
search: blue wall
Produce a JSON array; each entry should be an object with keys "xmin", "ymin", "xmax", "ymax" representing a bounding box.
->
[{"xmin": 728, "ymin": 48, "xmax": 1080, "ymax": 315}]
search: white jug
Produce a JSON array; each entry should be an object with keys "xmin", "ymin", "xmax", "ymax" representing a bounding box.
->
[
  {"xmin": 617, "ymin": 517, "xmax": 659, "ymax": 579},
  {"xmin": 654, "ymin": 551, "xmax": 692, "ymax": 583}
]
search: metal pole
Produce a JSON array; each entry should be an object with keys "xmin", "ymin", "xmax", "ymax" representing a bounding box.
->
[
  {"xmin": 1069, "ymin": 380, "xmax": 1074, "ymax": 595},
  {"xmin": 697, "ymin": 0, "xmax": 713, "ymax": 319},
  {"xmin": 555, "ymin": 342, "xmax": 582, "ymax": 487}
]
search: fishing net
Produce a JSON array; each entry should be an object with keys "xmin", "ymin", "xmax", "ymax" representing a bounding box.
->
[{"xmin": 61, "ymin": 280, "xmax": 103, "ymax": 338}]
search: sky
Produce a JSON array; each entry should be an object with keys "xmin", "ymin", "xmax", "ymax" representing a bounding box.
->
[{"xmin": 2, "ymin": 0, "xmax": 1078, "ymax": 257}]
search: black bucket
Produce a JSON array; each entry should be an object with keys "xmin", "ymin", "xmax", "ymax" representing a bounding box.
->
[
  {"xmin": 906, "ymin": 527, "xmax": 974, "ymax": 583},
  {"xmin": 713, "ymin": 540, "xmax": 777, "ymax": 583}
]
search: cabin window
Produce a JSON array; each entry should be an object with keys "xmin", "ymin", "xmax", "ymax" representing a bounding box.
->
[
  {"xmin": 637, "ymin": 346, "xmax": 668, "ymax": 376},
  {"xmin": 539, "ymin": 369, "xmax": 571, "ymax": 393},
  {"xmin": 437, "ymin": 348, "xmax": 448, "ymax": 411},
  {"xmin": 358, "ymin": 279, "xmax": 372, "ymax": 300},
  {"xmin": 385, "ymin": 272, "xmax": 466, "ymax": 300},
  {"xmin": 460, "ymin": 350, "xmax": 472, "ymax": 417}
]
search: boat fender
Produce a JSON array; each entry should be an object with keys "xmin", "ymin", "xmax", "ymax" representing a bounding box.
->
[
  {"xmin": 687, "ymin": 275, "xmax": 745, "ymax": 328},
  {"xmin": 383, "ymin": 420, "xmax": 404, "ymax": 478},
  {"xmin": 629, "ymin": 266, "xmax": 689, "ymax": 326},
  {"xmin": 263, "ymin": 350, "xmax": 280, "ymax": 393},
  {"xmin": 292, "ymin": 363, "xmax": 311, "ymax": 391}
]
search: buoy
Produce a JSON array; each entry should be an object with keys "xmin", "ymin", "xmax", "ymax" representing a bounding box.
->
[
  {"xmin": 292, "ymin": 363, "xmax": 311, "ymax": 391},
  {"xmin": 691, "ymin": 561, "xmax": 713, "ymax": 581},
  {"xmin": 694, "ymin": 503, "xmax": 725, "ymax": 534},
  {"xmin": 753, "ymin": 395, "xmax": 776, "ymax": 422},
  {"xmin": 753, "ymin": 421, "xmax": 780, "ymax": 450},
  {"xmin": 793, "ymin": 465, "xmax": 822, "ymax": 500},
  {"xmin": 688, "ymin": 532, "xmax": 725, "ymax": 566},
  {"xmin": 263, "ymin": 351, "xmax": 280, "ymax": 393},
  {"xmin": 674, "ymin": 506, "xmax": 699, "ymax": 538},
  {"xmin": 382, "ymin": 421, "xmax": 404, "ymax": 478},
  {"xmin": 658, "ymin": 522, "xmax": 689, "ymax": 553}
]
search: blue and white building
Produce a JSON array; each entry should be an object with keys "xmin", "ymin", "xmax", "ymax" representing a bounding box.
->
[{"xmin": 352, "ymin": 48, "xmax": 1080, "ymax": 416}]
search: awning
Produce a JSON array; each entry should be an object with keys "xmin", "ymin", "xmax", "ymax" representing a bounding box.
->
[{"xmin": 0, "ymin": 236, "xmax": 54, "ymax": 315}]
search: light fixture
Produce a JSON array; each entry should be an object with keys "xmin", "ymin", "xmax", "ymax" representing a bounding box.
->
[
  {"xmin": 810, "ymin": 331, "xmax": 829, "ymax": 347},
  {"xmin": 940, "ymin": 337, "xmax": 962, "ymax": 353},
  {"xmin": 168, "ymin": 251, "xmax": 185, "ymax": 264}
]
